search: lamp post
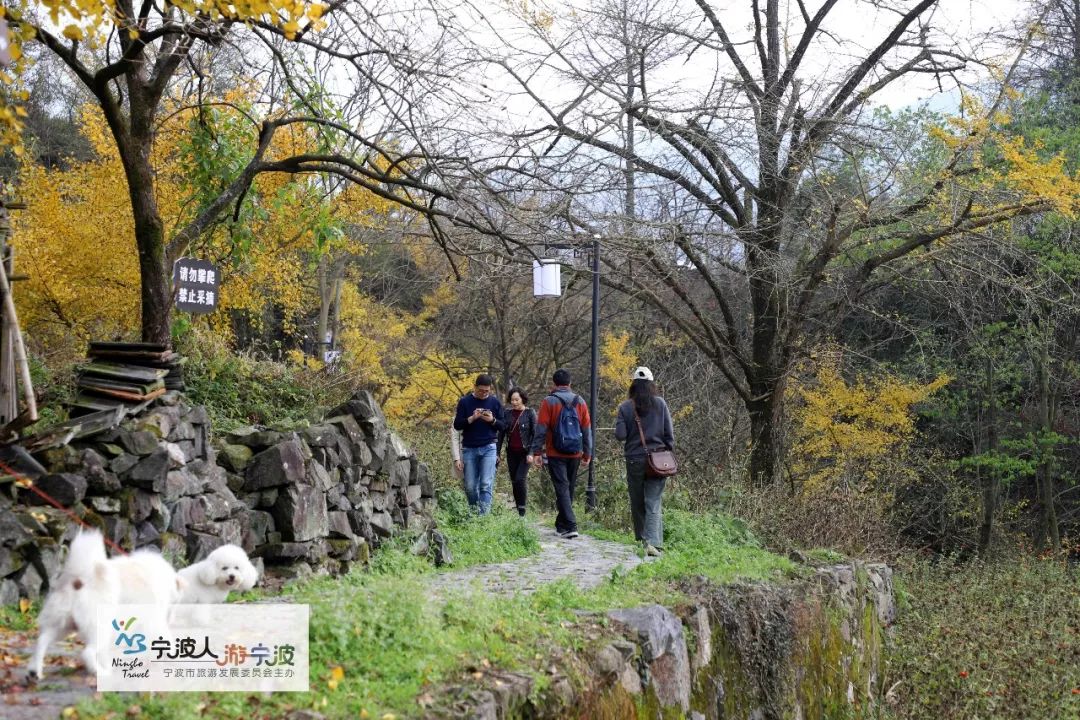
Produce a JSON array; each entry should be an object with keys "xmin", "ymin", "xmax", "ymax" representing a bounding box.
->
[{"xmin": 532, "ymin": 235, "xmax": 601, "ymax": 512}]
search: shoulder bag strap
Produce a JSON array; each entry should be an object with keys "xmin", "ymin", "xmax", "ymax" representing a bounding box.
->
[{"xmin": 633, "ymin": 407, "xmax": 649, "ymax": 452}]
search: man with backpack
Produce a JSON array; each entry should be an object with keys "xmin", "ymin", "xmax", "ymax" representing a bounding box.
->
[{"xmin": 527, "ymin": 368, "xmax": 592, "ymax": 539}]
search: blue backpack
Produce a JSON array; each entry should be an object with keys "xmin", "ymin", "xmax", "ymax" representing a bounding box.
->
[{"xmin": 550, "ymin": 394, "xmax": 583, "ymax": 454}]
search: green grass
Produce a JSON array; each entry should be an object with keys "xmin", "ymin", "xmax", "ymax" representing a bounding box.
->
[
  {"xmin": 0, "ymin": 601, "xmax": 37, "ymax": 632},
  {"xmin": 74, "ymin": 508, "xmax": 789, "ymax": 720},
  {"xmin": 433, "ymin": 489, "xmax": 541, "ymax": 568},
  {"xmin": 175, "ymin": 325, "xmax": 349, "ymax": 433},
  {"xmin": 885, "ymin": 554, "xmax": 1080, "ymax": 720}
]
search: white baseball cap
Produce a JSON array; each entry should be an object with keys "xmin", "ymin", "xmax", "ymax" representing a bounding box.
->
[{"xmin": 632, "ymin": 366, "xmax": 654, "ymax": 381}]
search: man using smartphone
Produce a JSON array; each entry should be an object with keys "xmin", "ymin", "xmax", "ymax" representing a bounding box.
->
[{"xmin": 452, "ymin": 374, "xmax": 504, "ymax": 514}]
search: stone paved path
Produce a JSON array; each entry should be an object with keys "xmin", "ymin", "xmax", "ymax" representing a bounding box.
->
[
  {"xmin": 427, "ymin": 524, "xmax": 645, "ymax": 598},
  {"xmin": 1, "ymin": 627, "xmax": 99, "ymax": 720}
]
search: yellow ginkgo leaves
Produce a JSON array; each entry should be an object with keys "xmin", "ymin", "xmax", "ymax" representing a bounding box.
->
[
  {"xmin": 327, "ymin": 664, "xmax": 344, "ymax": 690},
  {"xmin": 789, "ymin": 357, "xmax": 949, "ymax": 491}
]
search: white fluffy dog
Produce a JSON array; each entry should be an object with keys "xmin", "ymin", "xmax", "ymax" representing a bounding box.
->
[
  {"xmin": 177, "ymin": 544, "xmax": 258, "ymax": 604},
  {"xmin": 29, "ymin": 530, "xmax": 183, "ymax": 680}
]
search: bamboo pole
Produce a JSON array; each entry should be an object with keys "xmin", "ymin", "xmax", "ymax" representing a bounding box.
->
[
  {"xmin": 0, "ymin": 203, "xmax": 35, "ymax": 422},
  {"xmin": 0, "ymin": 242, "xmax": 15, "ymax": 423}
]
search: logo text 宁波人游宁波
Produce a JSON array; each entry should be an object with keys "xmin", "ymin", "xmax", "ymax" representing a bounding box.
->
[{"xmin": 97, "ymin": 604, "xmax": 309, "ymax": 692}]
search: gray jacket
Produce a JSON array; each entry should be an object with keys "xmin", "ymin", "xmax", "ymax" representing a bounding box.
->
[{"xmin": 614, "ymin": 397, "xmax": 675, "ymax": 461}]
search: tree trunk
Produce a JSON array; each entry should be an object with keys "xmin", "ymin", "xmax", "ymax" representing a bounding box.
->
[
  {"xmin": 1034, "ymin": 340, "xmax": 1060, "ymax": 553},
  {"xmin": 744, "ymin": 216, "xmax": 791, "ymax": 485},
  {"xmin": 747, "ymin": 386, "xmax": 784, "ymax": 487},
  {"xmin": 331, "ymin": 275, "xmax": 343, "ymax": 350},
  {"xmin": 978, "ymin": 355, "xmax": 998, "ymax": 555},
  {"xmin": 122, "ymin": 145, "xmax": 170, "ymax": 345},
  {"xmin": 317, "ymin": 254, "xmax": 331, "ymax": 355}
]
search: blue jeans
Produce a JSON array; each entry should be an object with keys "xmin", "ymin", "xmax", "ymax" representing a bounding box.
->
[{"xmin": 462, "ymin": 443, "xmax": 497, "ymax": 514}]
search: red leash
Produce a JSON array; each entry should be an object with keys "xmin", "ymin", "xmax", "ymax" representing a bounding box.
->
[{"xmin": 1, "ymin": 457, "xmax": 130, "ymax": 556}]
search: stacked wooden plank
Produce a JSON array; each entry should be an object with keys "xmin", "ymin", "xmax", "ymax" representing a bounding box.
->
[{"xmin": 69, "ymin": 342, "xmax": 185, "ymax": 416}]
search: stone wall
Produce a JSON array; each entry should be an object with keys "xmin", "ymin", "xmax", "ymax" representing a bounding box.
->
[
  {"xmin": 0, "ymin": 390, "xmax": 433, "ymax": 604},
  {"xmin": 433, "ymin": 563, "xmax": 896, "ymax": 720}
]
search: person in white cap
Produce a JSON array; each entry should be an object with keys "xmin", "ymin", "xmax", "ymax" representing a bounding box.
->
[{"xmin": 614, "ymin": 366, "xmax": 675, "ymax": 556}]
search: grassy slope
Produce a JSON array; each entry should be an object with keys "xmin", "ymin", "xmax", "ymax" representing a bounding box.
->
[{"xmin": 72, "ymin": 501, "xmax": 790, "ymax": 720}]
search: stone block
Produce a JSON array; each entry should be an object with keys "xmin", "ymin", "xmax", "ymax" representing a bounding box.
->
[
  {"xmin": 169, "ymin": 496, "xmax": 208, "ymax": 533},
  {"xmin": 334, "ymin": 435, "xmax": 354, "ymax": 466},
  {"xmin": 120, "ymin": 429, "xmax": 159, "ymax": 456},
  {"xmin": 0, "ymin": 578, "xmax": 19, "ymax": 606},
  {"xmin": 89, "ymin": 498, "xmax": 122, "ymax": 515},
  {"xmin": 607, "ymin": 604, "xmax": 691, "ymax": 712},
  {"xmin": 109, "ymin": 453, "xmax": 140, "ymax": 476},
  {"xmin": 327, "ymin": 511, "xmax": 356, "ymax": 540},
  {"xmin": 80, "ymin": 449, "xmax": 122, "ymax": 494},
  {"xmin": 326, "ymin": 413, "xmax": 364, "ymax": 445},
  {"xmin": 185, "ymin": 405, "xmax": 210, "ymax": 426},
  {"xmin": 135, "ymin": 521, "xmax": 161, "ymax": 548},
  {"xmin": 0, "ymin": 546, "xmax": 26, "ymax": 577},
  {"xmin": 128, "ymin": 447, "xmax": 170, "ymax": 492},
  {"xmin": 417, "ymin": 462, "xmax": 434, "ymax": 498},
  {"xmin": 254, "ymin": 542, "xmax": 311, "ymax": 561},
  {"xmin": 327, "ymin": 391, "xmax": 386, "ymax": 437},
  {"xmin": 20, "ymin": 473, "xmax": 87, "ymax": 507},
  {"xmin": 351, "ymin": 441, "xmax": 373, "ymax": 468},
  {"xmin": 186, "ymin": 530, "xmax": 225, "ymax": 562},
  {"xmin": 218, "ymin": 444, "xmax": 254, "ymax": 473},
  {"xmin": 390, "ymin": 459, "xmax": 411, "ymax": 488},
  {"xmin": 272, "ymin": 484, "xmax": 329, "ymax": 542},
  {"xmin": 302, "ymin": 425, "xmax": 340, "ymax": 448},
  {"xmin": 189, "ymin": 518, "xmax": 244, "ymax": 547},
  {"xmin": 227, "ymin": 426, "xmax": 283, "ymax": 449},
  {"xmin": 388, "ymin": 432, "xmax": 410, "ymax": 461},
  {"xmin": 244, "ymin": 511, "xmax": 275, "ymax": 550},
  {"xmin": 164, "ymin": 468, "xmax": 205, "ymax": 502},
  {"xmin": 172, "ymin": 420, "xmax": 197, "ymax": 441},
  {"xmin": 369, "ymin": 512, "xmax": 393, "ymax": 538},
  {"xmin": 103, "ymin": 516, "xmax": 136, "ymax": 552},
  {"xmin": 306, "ymin": 460, "xmax": 336, "ymax": 492},
  {"xmin": 244, "ymin": 439, "xmax": 306, "ymax": 491}
]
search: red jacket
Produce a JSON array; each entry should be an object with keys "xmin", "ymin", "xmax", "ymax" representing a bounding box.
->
[{"xmin": 531, "ymin": 389, "xmax": 592, "ymax": 460}]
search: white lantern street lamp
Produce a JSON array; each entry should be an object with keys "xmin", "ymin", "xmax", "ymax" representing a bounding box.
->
[{"xmin": 532, "ymin": 258, "xmax": 562, "ymax": 298}]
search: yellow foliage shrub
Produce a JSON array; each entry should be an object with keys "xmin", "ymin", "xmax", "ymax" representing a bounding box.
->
[
  {"xmin": 789, "ymin": 357, "xmax": 949, "ymax": 492},
  {"xmin": 599, "ymin": 330, "xmax": 637, "ymax": 395}
]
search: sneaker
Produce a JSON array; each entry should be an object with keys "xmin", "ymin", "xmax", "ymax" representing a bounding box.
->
[
  {"xmin": 645, "ymin": 544, "xmax": 662, "ymax": 557},
  {"xmin": 561, "ymin": 530, "xmax": 580, "ymax": 539}
]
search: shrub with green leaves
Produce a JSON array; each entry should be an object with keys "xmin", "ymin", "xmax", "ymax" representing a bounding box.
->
[{"xmin": 886, "ymin": 554, "xmax": 1080, "ymax": 720}]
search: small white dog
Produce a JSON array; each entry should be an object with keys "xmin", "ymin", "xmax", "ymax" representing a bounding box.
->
[
  {"xmin": 29, "ymin": 530, "xmax": 183, "ymax": 680},
  {"xmin": 177, "ymin": 544, "xmax": 258, "ymax": 604}
]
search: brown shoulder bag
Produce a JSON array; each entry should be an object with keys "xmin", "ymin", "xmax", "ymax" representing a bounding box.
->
[{"xmin": 634, "ymin": 407, "xmax": 678, "ymax": 478}]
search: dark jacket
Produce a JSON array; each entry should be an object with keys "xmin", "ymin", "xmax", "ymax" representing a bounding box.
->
[
  {"xmin": 530, "ymin": 388, "xmax": 593, "ymax": 460},
  {"xmin": 614, "ymin": 396, "xmax": 675, "ymax": 461},
  {"xmin": 453, "ymin": 394, "xmax": 505, "ymax": 448},
  {"xmin": 497, "ymin": 407, "xmax": 537, "ymax": 456}
]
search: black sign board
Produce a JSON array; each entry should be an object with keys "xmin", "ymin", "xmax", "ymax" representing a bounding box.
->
[{"xmin": 173, "ymin": 257, "xmax": 220, "ymax": 314}]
